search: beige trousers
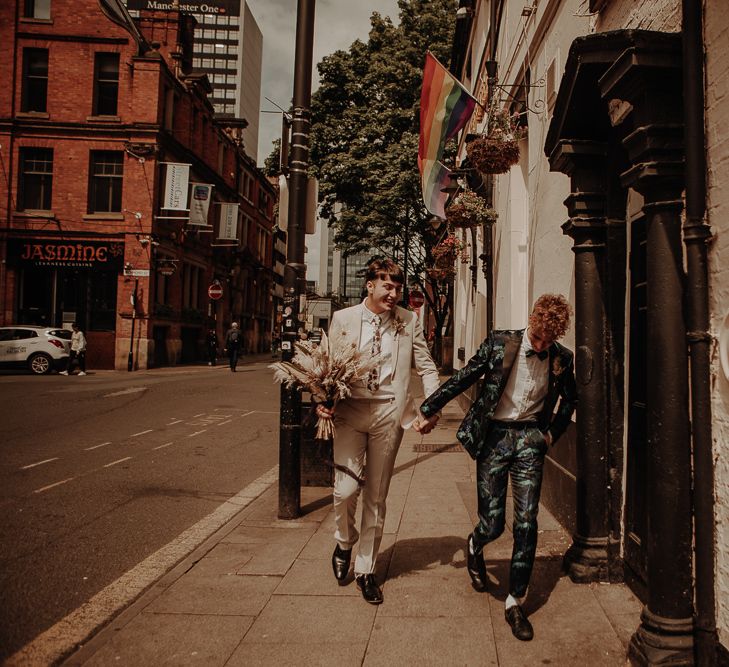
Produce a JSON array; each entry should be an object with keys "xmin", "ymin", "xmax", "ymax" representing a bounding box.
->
[{"xmin": 333, "ymin": 397, "xmax": 404, "ymax": 575}]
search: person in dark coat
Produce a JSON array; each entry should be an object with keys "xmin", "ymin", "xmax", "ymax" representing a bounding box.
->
[
  {"xmin": 415, "ymin": 294, "xmax": 577, "ymax": 642},
  {"xmin": 224, "ymin": 322, "xmax": 242, "ymax": 371},
  {"xmin": 206, "ymin": 327, "xmax": 218, "ymax": 366}
]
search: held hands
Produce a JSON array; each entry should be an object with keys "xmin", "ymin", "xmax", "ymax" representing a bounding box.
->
[{"xmin": 413, "ymin": 411, "xmax": 440, "ymax": 435}]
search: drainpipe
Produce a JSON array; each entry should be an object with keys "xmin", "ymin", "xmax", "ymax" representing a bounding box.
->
[{"xmin": 682, "ymin": 0, "xmax": 716, "ymax": 663}]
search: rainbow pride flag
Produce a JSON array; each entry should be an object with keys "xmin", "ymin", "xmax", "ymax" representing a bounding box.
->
[{"xmin": 418, "ymin": 51, "xmax": 477, "ymax": 219}]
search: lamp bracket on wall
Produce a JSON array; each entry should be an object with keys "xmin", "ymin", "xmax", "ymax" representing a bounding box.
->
[{"xmin": 488, "ymin": 79, "xmax": 546, "ymax": 115}]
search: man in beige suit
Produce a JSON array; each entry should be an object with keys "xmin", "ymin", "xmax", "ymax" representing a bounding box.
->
[{"xmin": 316, "ymin": 258, "xmax": 440, "ymax": 604}]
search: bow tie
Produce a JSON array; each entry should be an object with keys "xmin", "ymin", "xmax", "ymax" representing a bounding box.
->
[{"xmin": 526, "ymin": 348, "xmax": 548, "ymax": 361}]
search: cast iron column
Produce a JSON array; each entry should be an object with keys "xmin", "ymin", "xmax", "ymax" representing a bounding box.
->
[
  {"xmin": 602, "ymin": 41, "xmax": 694, "ymax": 665},
  {"xmin": 278, "ymin": 0, "xmax": 315, "ymax": 519},
  {"xmin": 550, "ymin": 139, "xmax": 611, "ymax": 582}
]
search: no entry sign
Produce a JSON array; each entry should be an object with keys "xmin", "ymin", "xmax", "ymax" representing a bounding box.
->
[
  {"xmin": 408, "ymin": 289, "xmax": 425, "ymax": 309},
  {"xmin": 208, "ymin": 283, "xmax": 223, "ymax": 300}
]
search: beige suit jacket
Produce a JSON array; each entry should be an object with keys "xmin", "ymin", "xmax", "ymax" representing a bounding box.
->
[{"xmin": 328, "ymin": 304, "xmax": 440, "ymax": 428}]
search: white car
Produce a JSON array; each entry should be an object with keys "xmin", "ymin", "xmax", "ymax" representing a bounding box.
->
[{"xmin": 0, "ymin": 326, "xmax": 71, "ymax": 374}]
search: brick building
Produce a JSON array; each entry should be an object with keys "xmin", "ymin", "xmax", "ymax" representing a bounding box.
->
[{"xmin": 0, "ymin": 0, "xmax": 276, "ymax": 370}]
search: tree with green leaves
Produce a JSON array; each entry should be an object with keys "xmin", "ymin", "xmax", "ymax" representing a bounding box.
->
[{"xmin": 269, "ymin": 0, "xmax": 461, "ymax": 364}]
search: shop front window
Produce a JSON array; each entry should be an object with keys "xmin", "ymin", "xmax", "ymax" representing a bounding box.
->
[{"xmin": 89, "ymin": 271, "xmax": 117, "ymax": 331}]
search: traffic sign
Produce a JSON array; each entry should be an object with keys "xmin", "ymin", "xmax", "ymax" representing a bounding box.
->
[
  {"xmin": 208, "ymin": 283, "xmax": 223, "ymax": 300},
  {"xmin": 408, "ymin": 289, "xmax": 425, "ymax": 309}
]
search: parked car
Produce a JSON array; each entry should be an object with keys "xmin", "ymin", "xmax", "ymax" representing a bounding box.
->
[{"xmin": 0, "ymin": 326, "xmax": 71, "ymax": 374}]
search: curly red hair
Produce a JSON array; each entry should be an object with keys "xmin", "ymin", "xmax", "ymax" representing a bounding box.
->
[{"xmin": 529, "ymin": 294, "xmax": 572, "ymax": 341}]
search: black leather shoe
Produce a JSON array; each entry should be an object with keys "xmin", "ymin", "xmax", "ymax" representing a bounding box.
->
[
  {"xmin": 355, "ymin": 574, "xmax": 383, "ymax": 605},
  {"xmin": 466, "ymin": 535, "xmax": 488, "ymax": 591},
  {"xmin": 331, "ymin": 544, "xmax": 352, "ymax": 584},
  {"xmin": 505, "ymin": 605, "xmax": 534, "ymax": 641}
]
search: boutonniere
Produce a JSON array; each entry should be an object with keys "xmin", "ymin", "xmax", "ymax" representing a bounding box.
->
[
  {"xmin": 552, "ymin": 356, "xmax": 564, "ymax": 377},
  {"xmin": 392, "ymin": 316, "xmax": 408, "ymax": 339}
]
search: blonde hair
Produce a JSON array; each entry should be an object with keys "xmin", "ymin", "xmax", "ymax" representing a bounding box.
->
[{"xmin": 529, "ymin": 294, "xmax": 572, "ymax": 340}]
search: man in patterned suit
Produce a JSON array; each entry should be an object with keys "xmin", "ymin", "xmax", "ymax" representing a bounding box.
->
[
  {"xmin": 316, "ymin": 258, "xmax": 440, "ymax": 605},
  {"xmin": 416, "ymin": 294, "xmax": 577, "ymax": 640}
]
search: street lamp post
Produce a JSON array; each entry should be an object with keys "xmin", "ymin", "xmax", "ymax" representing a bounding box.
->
[
  {"xmin": 278, "ymin": 0, "xmax": 316, "ymax": 520},
  {"xmin": 127, "ymin": 278, "xmax": 138, "ymax": 372}
]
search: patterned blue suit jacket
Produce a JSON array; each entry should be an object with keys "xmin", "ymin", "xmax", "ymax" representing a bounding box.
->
[{"xmin": 420, "ymin": 330, "xmax": 577, "ymax": 460}]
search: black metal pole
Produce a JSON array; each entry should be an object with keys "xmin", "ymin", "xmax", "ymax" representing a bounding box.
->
[
  {"xmin": 279, "ymin": 0, "xmax": 315, "ymax": 520},
  {"xmin": 682, "ymin": 0, "xmax": 716, "ymax": 663},
  {"xmin": 127, "ymin": 278, "xmax": 137, "ymax": 372}
]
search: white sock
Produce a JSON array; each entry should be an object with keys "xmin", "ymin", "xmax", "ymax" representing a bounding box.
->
[{"xmin": 505, "ymin": 594, "xmax": 525, "ymax": 610}]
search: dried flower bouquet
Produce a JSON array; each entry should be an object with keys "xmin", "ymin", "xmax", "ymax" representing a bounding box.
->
[{"xmin": 270, "ymin": 332, "xmax": 379, "ymax": 440}]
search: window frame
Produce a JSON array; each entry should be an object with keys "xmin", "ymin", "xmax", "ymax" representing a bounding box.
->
[
  {"xmin": 88, "ymin": 150, "xmax": 124, "ymax": 214},
  {"xmin": 18, "ymin": 147, "xmax": 53, "ymax": 211},
  {"xmin": 92, "ymin": 52, "xmax": 120, "ymax": 117},
  {"xmin": 23, "ymin": 0, "xmax": 51, "ymax": 19},
  {"xmin": 21, "ymin": 48, "xmax": 49, "ymax": 113}
]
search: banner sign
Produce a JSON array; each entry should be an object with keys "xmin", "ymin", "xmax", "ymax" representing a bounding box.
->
[
  {"xmin": 8, "ymin": 239, "xmax": 125, "ymax": 269},
  {"xmin": 188, "ymin": 183, "xmax": 213, "ymax": 227},
  {"xmin": 217, "ymin": 203, "xmax": 239, "ymax": 242},
  {"xmin": 125, "ymin": 0, "xmax": 241, "ymax": 16},
  {"xmin": 162, "ymin": 163, "xmax": 190, "ymax": 211}
]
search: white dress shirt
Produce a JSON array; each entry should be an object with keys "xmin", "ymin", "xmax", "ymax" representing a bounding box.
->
[
  {"xmin": 492, "ymin": 329, "xmax": 549, "ymax": 421},
  {"xmin": 350, "ymin": 301, "xmax": 395, "ymax": 400}
]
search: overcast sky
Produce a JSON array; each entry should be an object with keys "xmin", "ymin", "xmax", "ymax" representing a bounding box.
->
[{"xmin": 246, "ymin": 0, "xmax": 400, "ymax": 166}]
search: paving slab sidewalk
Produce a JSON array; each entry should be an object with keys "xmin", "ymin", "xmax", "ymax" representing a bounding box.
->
[{"xmin": 65, "ymin": 402, "xmax": 640, "ymax": 667}]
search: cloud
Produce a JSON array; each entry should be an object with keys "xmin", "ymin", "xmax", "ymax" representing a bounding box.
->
[{"xmin": 246, "ymin": 0, "xmax": 399, "ymax": 165}]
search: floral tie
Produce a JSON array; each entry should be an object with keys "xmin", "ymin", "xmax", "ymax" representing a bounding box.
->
[{"xmin": 367, "ymin": 315, "xmax": 382, "ymax": 393}]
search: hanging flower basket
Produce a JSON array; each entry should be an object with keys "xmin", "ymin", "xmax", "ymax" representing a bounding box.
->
[
  {"xmin": 466, "ymin": 105, "xmax": 524, "ymax": 174},
  {"xmin": 446, "ymin": 190, "xmax": 498, "ymax": 228},
  {"xmin": 431, "ymin": 235, "xmax": 469, "ymax": 267}
]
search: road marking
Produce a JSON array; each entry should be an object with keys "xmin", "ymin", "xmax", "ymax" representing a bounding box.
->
[
  {"xmin": 217, "ymin": 419, "xmax": 233, "ymax": 426},
  {"xmin": 104, "ymin": 457, "xmax": 132, "ymax": 468},
  {"xmin": 152, "ymin": 442, "xmax": 174, "ymax": 450},
  {"xmin": 104, "ymin": 387, "xmax": 147, "ymax": 398},
  {"xmin": 130, "ymin": 429, "xmax": 153, "ymax": 438},
  {"xmin": 166, "ymin": 419, "xmax": 183, "ymax": 426},
  {"xmin": 33, "ymin": 477, "xmax": 75, "ymax": 494},
  {"xmin": 187, "ymin": 429, "xmax": 207, "ymax": 438},
  {"xmin": 84, "ymin": 442, "xmax": 112, "ymax": 451},
  {"xmin": 21, "ymin": 458, "xmax": 59, "ymax": 470},
  {"xmin": 9, "ymin": 465, "xmax": 279, "ymax": 666}
]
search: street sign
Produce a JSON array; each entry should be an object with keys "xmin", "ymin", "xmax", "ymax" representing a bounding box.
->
[
  {"xmin": 409, "ymin": 289, "xmax": 425, "ymax": 309},
  {"xmin": 208, "ymin": 283, "xmax": 223, "ymax": 300}
]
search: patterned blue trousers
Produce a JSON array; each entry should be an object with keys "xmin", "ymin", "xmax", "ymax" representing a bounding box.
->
[{"xmin": 471, "ymin": 421, "xmax": 548, "ymax": 598}]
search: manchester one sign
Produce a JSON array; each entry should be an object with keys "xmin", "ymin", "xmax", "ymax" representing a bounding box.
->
[
  {"xmin": 125, "ymin": 0, "xmax": 240, "ymax": 15},
  {"xmin": 8, "ymin": 239, "xmax": 124, "ymax": 269}
]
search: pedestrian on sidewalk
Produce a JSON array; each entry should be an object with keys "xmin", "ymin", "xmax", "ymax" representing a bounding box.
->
[
  {"xmin": 206, "ymin": 326, "xmax": 219, "ymax": 366},
  {"xmin": 415, "ymin": 294, "xmax": 577, "ymax": 641},
  {"xmin": 316, "ymin": 258, "xmax": 440, "ymax": 605},
  {"xmin": 59, "ymin": 323, "xmax": 87, "ymax": 376},
  {"xmin": 224, "ymin": 322, "xmax": 241, "ymax": 372}
]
